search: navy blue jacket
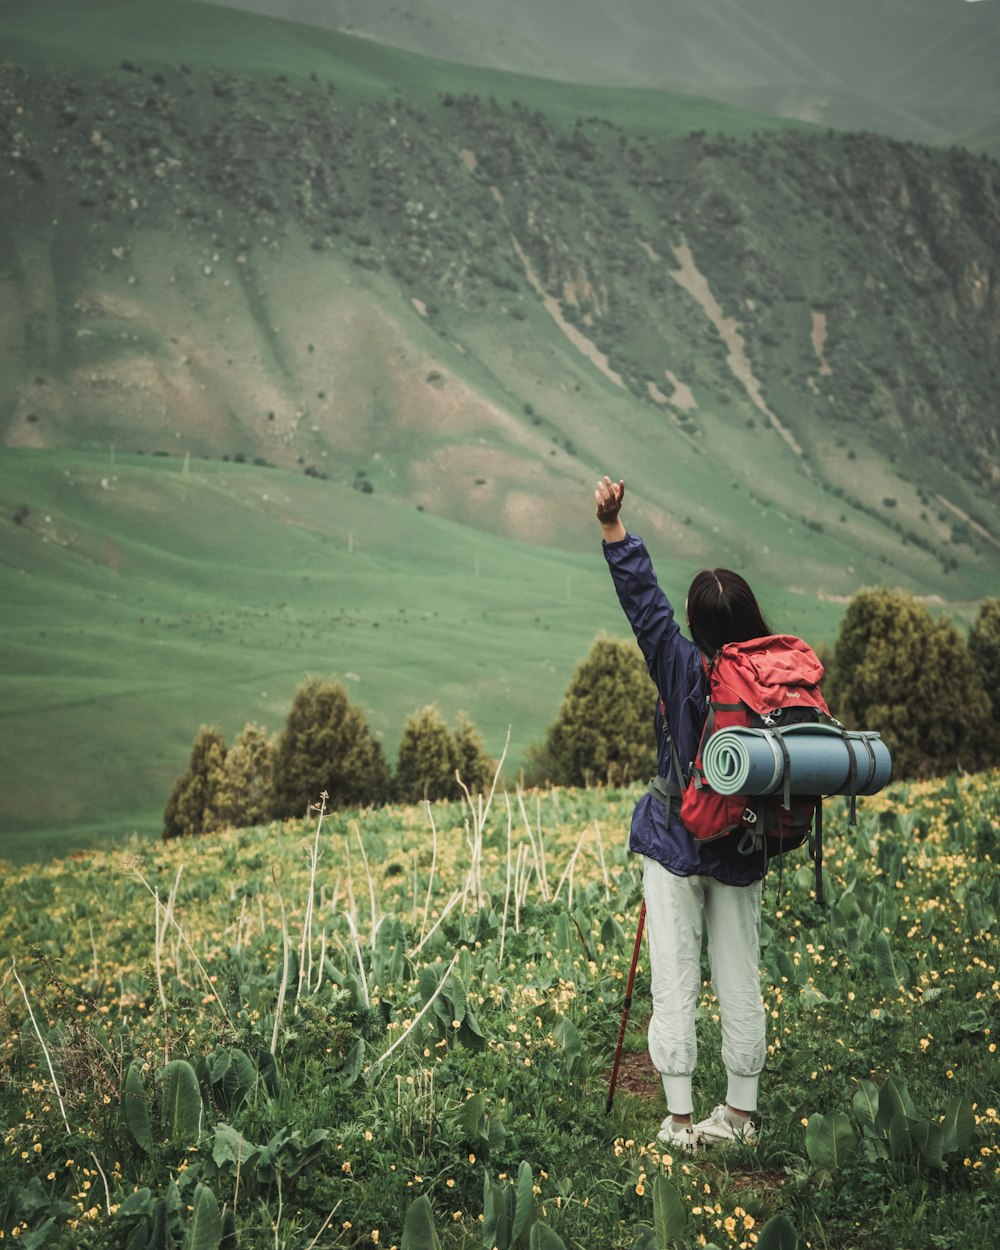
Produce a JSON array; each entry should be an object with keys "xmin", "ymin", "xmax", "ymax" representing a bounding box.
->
[{"xmin": 604, "ymin": 532, "xmax": 766, "ymax": 885}]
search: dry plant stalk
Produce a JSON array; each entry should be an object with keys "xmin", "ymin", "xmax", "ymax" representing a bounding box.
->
[
  {"xmin": 271, "ymin": 868, "xmax": 290, "ymax": 1056},
  {"xmin": 9, "ymin": 959, "xmax": 71, "ymax": 1134},
  {"xmin": 129, "ymin": 862, "xmax": 233, "ymax": 1030},
  {"xmin": 419, "ymin": 801, "xmax": 439, "ymax": 945},
  {"xmin": 297, "ymin": 793, "xmax": 328, "ymax": 1003},
  {"xmin": 367, "ymin": 950, "xmax": 461, "ymax": 1083}
]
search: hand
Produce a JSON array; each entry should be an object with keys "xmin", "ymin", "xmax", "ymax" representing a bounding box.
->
[{"xmin": 595, "ymin": 476, "xmax": 625, "ymax": 523}]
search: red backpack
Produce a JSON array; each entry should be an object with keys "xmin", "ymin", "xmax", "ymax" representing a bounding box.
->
[{"xmin": 678, "ymin": 635, "xmax": 832, "ymax": 857}]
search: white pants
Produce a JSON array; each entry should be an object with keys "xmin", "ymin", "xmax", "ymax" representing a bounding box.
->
[{"xmin": 642, "ymin": 856, "xmax": 766, "ymax": 1115}]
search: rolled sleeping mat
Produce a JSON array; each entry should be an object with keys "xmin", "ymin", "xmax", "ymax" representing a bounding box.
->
[{"xmin": 701, "ymin": 723, "xmax": 892, "ymax": 798}]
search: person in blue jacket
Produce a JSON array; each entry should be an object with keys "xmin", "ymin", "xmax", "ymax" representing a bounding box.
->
[{"xmin": 595, "ymin": 474, "xmax": 770, "ymax": 1153}]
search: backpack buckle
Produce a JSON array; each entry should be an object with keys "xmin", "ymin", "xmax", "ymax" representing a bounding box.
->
[{"xmin": 742, "ymin": 808, "xmax": 757, "ymax": 825}]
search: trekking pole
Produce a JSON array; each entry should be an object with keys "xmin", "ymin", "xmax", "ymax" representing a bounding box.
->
[{"xmin": 605, "ymin": 899, "xmax": 646, "ymax": 1115}]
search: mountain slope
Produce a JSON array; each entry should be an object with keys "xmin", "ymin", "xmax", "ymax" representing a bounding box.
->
[{"xmin": 3, "ymin": 1, "xmax": 998, "ymax": 581}]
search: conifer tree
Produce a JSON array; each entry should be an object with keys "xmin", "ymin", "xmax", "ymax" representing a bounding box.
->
[
  {"xmin": 832, "ymin": 587, "xmax": 995, "ymax": 777},
  {"xmin": 453, "ymin": 712, "xmax": 496, "ymax": 796},
  {"xmin": 213, "ymin": 722, "xmax": 276, "ymax": 830},
  {"xmin": 162, "ymin": 725, "xmax": 228, "ymax": 840},
  {"xmin": 968, "ymin": 598, "xmax": 1000, "ymax": 722},
  {"xmin": 271, "ymin": 678, "xmax": 390, "ymax": 818},
  {"xmin": 395, "ymin": 705, "xmax": 459, "ymax": 803},
  {"xmin": 527, "ymin": 635, "xmax": 657, "ymax": 786}
]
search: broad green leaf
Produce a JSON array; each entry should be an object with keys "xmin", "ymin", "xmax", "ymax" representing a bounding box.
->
[
  {"xmin": 400, "ymin": 1194, "xmax": 443, "ymax": 1250},
  {"xmin": 488, "ymin": 1111, "xmax": 507, "ymax": 1154},
  {"xmin": 482, "ymin": 1178, "xmax": 508, "ymax": 1250},
  {"xmin": 601, "ymin": 915, "xmax": 625, "ymax": 948},
  {"xmin": 118, "ymin": 1188, "xmax": 154, "ymax": 1218},
  {"xmin": 941, "ymin": 1096, "xmax": 975, "ymax": 1154},
  {"xmin": 19, "ymin": 1219, "xmax": 58, "ymax": 1250},
  {"xmin": 908, "ymin": 1118, "xmax": 945, "ymax": 1170},
  {"xmin": 147, "ymin": 1199, "xmax": 169, "ymax": 1250},
  {"xmin": 755, "ymin": 1213, "xmax": 805, "ymax": 1250},
  {"xmin": 212, "ymin": 1122, "xmax": 260, "ymax": 1170},
  {"xmin": 853, "ymin": 1079, "xmax": 879, "ymax": 1129},
  {"xmin": 876, "ymin": 1075, "xmax": 916, "ymax": 1131},
  {"xmin": 629, "ymin": 1230, "xmax": 658, "ymax": 1250},
  {"xmin": 124, "ymin": 1221, "xmax": 149, "ymax": 1250},
  {"xmin": 553, "ymin": 1016, "xmax": 581, "ymax": 1060},
  {"xmin": 220, "ymin": 1209, "xmax": 238, "ymax": 1250},
  {"xmin": 186, "ymin": 1183, "xmax": 222, "ymax": 1250},
  {"xmin": 651, "ymin": 1173, "xmax": 687, "ymax": 1246},
  {"xmin": 216, "ymin": 1048, "xmax": 256, "ymax": 1109},
  {"xmin": 887, "ymin": 1111, "xmax": 912, "ymax": 1161},
  {"xmin": 529, "ymin": 1225, "xmax": 568, "ymax": 1250},
  {"xmin": 804, "ymin": 1111, "xmax": 857, "ymax": 1171},
  {"xmin": 161, "ymin": 1059, "xmax": 203, "ymax": 1145},
  {"xmin": 123, "ymin": 1058, "xmax": 155, "ymax": 1155},
  {"xmin": 873, "ymin": 933, "xmax": 905, "ymax": 992},
  {"xmin": 459, "ymin": 1092, "xmax": 487, "ymax": 1142},
  {"xmin": 510, "ymin": 1159, "xmax": 535, "ymax": 1245},
  {"xmin": 341, "ymin": 1038, "xmax": 366, "ymax": 1085}
]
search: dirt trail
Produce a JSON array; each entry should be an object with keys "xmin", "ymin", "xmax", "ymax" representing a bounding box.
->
[
  {"xmin": 670, "ymin": 241, "xmax": 807, "ymax": 465},
  {"xmin": 508, "ymin": 234, "xmax": 626, "ymax": 389},
  {"xmin": 811, "ymin": 311, "xmax": 832, "ymax": 376},
  {"xmin": 936, "ymin": 494, "xmax": 1000, "ymax": 550}
]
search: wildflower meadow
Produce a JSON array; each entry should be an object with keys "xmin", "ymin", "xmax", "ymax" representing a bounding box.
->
[{"xmin": 1, "ymin": 768, "xmax": 998, "ymax": 1249}]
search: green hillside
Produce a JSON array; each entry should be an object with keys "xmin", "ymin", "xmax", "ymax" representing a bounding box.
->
[
  {"xmin": 2, "ymin": 0, "xmax": 999, "ymax": 858},
  {"xmin": 0, "ymin": 449, "xmax": 851, "ymax": 862}
]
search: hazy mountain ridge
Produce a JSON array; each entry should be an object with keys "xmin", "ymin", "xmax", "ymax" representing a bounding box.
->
[{"xmin": 204, "ymin": 0, "xmax": 1000, "ymax": 151}]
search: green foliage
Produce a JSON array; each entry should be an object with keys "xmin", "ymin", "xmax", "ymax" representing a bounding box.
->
[
  {"xmin": 453, "ymin": 712, "xmax": 497, "ymax": 796},
  {"xmin": 2, "ymin": 770, "xmax": 1000, "ymax": 1248},
  {"xmin": 395, "ymin": 706, "xmax": 496, "ymax": 802},
  {"xmin": 829, "ymin": 587, "xmax": 998, "ymax": 777},
  {"xmin": 162, "ymin": 725, "xmax": 227, "ymax": 840},
  {"xmin": 968, "ymin": 597, "xmax": 1000, "ymax": 720},
  {"xmin": 212, "ymin": 723, "xmax": 275, "ymax": 831},
  {"xmin": 527, "ymin": 635, "xmax": 657, "ymax": 786},
  {"xmin": 395, "ymin": 705, "xmax": 460, "ymax": 803},
  {"xmin": 271, "ymin": 677, "xmax": 391, "ymax": 818}
]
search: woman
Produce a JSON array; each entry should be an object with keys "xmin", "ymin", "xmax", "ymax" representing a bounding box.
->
[{"xmin": 595, "ymin": 474, "xmax": 769, "ymax": 1153}]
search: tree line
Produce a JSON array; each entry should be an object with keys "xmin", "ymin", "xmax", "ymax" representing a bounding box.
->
[{"xmin": 163, "ymin": 590, "xmax": 1000, "ymax": 838}]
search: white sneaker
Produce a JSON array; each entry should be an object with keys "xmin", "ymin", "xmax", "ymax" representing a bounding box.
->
[
  {"xmin": 694, "ymin": 1105, "xmax": 758, "ymax": 1148},
  {"xmin": 656, "ymin": 1117, "xmax": 698, "ymax": 1154}
]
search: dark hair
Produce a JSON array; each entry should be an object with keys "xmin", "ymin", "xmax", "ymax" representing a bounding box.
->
[{"xmin": 686, "ymin": 567, "xmax": 771, "ymax": 659}]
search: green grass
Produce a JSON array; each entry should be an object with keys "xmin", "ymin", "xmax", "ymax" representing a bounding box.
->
[
  {"xmin": 0, "ymin": 448, "xmax": 844, "ymax": 861},
  {"xmin": 0, "ymin": 771, "xmax": 997, "ymax": 1247},
  {"xmin": 0, "ymin": 440, "xmax": 987, "ymax": 863}
]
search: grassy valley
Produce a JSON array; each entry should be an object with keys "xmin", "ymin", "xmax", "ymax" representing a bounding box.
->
[
  {"xmin": 0, "ymin": 449, "xmax": 851, "ymax": 862},
  {"xmin": 1, "ymin": 0, "xmax": 999, "ymax": 856}
]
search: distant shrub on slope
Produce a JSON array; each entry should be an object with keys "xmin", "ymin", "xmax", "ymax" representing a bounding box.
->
[
  {"xmin": 162, "ymin": 725, "xmax": 227, "ymax": 840},
  {"xmin": 829, "ymin": 588, "xmax": 998, "ymax": 778},
  {"xmin": 213, "ymin": 722, "xmax": 276, "ymax": 831},
  {"xmin": 526, "ymin": 635, "xmax": 657, "ymax": 787},
  {"xmin": 394, "ymin": 706, "xmax": 496, "ymax": 802},
  {"xmin": 270, "ymin": 677, "xmax": 391, "ymax": 819},
  {"xmin": 968, "ymin": 598, "xmax": 1000, "ymax": 723}
]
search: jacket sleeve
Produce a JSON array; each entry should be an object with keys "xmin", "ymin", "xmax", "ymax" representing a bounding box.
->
[{"xmin": 602, "ymin": 532, "xmax": 700, "ymax": 697}]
